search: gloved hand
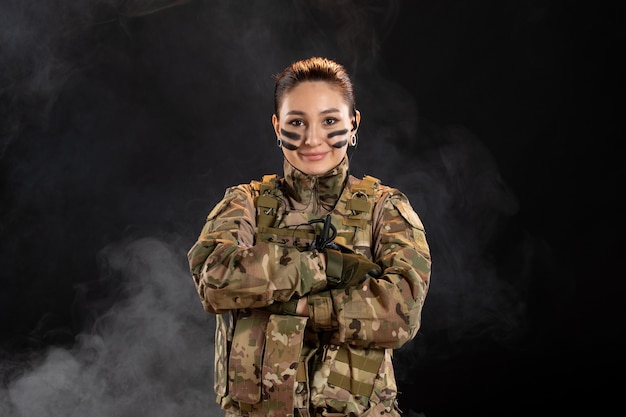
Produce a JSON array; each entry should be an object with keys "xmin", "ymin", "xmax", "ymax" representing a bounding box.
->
[
  {"xmin": 324, "ymin": 248, "xmax": 382, "ymax": 289},
  {"xmin": 261, "ymin": 298, "xmax": 299, "ymax": 315}
]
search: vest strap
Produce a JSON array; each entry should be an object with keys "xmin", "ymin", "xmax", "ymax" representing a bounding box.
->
[
  {"xmin": 343, "ymin": 175, "xmax": 379, "ymax": 228},
  {"xmin": 254, "ymin": 174, "xmax": 280, "ymax": 228},
  {"xmin": 257, "ymin": 225, "xmax": 316, "ymax": 240},
  {"xmin": 326, "ymin": 345, "xmax": 384, "ymax": 398}
]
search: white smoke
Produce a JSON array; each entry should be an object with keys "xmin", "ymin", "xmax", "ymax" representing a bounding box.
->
[{"xmin": 1, "ymin": 237, "xmax": 220, "ymax": 417}]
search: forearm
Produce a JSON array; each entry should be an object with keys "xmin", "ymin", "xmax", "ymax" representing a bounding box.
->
[
  {"xmin": 304, "ymin": 276, "xmax": 423, "ymax": 349},
  {"xmin": 191, "ymin": 238, "xmax": 327, "ymax": 313},
  {"xmin": 305, "ymin": 239, "xmax": 430, "ymax": 348}
]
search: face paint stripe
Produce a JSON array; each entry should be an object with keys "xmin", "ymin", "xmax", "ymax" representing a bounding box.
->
[
  {"xmin": 280, "ymin": 127, "xmax": 348, "ymax": 150},
  {"xmin": 332, "ymin": 139, "xmax": 348, "ymax": 148},
  {"xmin": 280, "ymin": 129, "xmax": 301, "ymax": 141},
  {"xmin": 327, "ymin": 128, "xmax": 348, "ymax": 139},
  {"xmin": 281, "ymin": 140, "xmax": 299, "ymax": 151}
]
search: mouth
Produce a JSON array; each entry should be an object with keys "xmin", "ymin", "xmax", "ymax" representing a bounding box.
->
[{"xmin": 300, "ymin": 152, "xmax": 328, "ymax": 161}]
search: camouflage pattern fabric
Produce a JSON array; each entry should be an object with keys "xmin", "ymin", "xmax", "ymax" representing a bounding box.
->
[
  {"xmin": 188, "ymin": 157, "xmax": 431, "ymax": 416},
  {"xmin": 228, "ymin": 309, "xmax": 269, "ymax": 403},
  {"xmin": 261, "ymin": 314, "xmax": 308, "ymax": 416},
  {"xmin": 214, "ymin": 313, "xmax": 232, "ymax": 397}
]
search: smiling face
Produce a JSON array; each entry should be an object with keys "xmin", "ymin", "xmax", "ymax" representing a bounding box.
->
[{"xmin": 272, "ymin": 81, "xmax": 360, "ymax": 176}]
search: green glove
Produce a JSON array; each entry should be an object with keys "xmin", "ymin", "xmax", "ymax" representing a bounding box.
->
[
  {"xmin": 261, "ymin": 298, "xmax": 299, "ymax": 315},
  {"xmin": 324, "ymin": 248, "xmax": 382, "ymax": 289}
]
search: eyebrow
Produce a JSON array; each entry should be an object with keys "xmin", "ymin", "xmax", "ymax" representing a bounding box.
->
[{"xmin": 285, "ymin": 108, "xmax": 342, "ymax": 116}]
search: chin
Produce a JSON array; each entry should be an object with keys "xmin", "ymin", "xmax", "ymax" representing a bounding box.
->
[{"xmin": 300, "ymin": 165, "xmax": 331, "ymax": 176}]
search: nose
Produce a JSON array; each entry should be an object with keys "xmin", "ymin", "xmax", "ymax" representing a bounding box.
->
[{"xmin": 304, "ymin": 125, "xmax": 323, "ymax": 147}]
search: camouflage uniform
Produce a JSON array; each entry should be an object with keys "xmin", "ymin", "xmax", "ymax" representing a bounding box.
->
[{"xmin": 188, "ymin": 157, "xmax": 431, "ymax": 417}]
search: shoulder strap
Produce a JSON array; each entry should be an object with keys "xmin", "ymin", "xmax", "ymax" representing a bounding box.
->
[
  {"xmin": 343, "ymin": 174, "xmax": 380, "ymax": 228},
  {"xmin": 252, "ymin": 174, "xmax": 281, "ymax": 228}
]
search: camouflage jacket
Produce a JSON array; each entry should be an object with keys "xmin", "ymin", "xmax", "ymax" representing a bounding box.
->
[{"xmin": 188, "ymin": 157, "xmax": 431, "ymax": 417}]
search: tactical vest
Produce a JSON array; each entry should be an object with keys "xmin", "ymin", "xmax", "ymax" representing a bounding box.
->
[
  {"xmin": 215, "ymin": 174, "xmax": 387, "ymax": 417},
  {"xmin": 253, "ymin": 173, "xmax": 380, "ymax": 258}
]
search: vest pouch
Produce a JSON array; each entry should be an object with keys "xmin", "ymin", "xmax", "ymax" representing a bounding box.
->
[
  {"xmin": 214, "ymin": 313, "xmax": 233, "ymax": 397},
  {"xmin": 228, "ymin": 309, "xmax": 270, "ymax": 404},
  {"xmin": 310, "ymin": 345, "xmax": 384, "ymax": 415},
  {"xmin": 261, "ymin": 314, "xmax": 309, "ymax": 416},
  {"xmin": 328, "ymin": 345, "xmax": 383, "ymax": 398}
]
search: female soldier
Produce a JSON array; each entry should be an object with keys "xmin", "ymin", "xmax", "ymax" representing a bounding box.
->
[{"xmin": 187, "ymin": 56, "xmax": 431, "ymax": 417}]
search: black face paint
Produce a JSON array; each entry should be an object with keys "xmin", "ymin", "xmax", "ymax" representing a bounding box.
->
[
  {"xmin": 332, "ymin": 139, "xmax": 348, "ymax": 148},
  {"xmin": 279, "ymin": 128, "xmax": 348, "ymax": 150},
  {"xmin": 327, "ymin": 128, "xmax": 349, "ymax": 139},
  {"xmin": 279, "ymin": 128, "xmax": 301, "ymax": 150},
  {"xmin": 281, "ymin": 140, "xmax": 299, "ymax": 151},
  {"xmin": 328, "ymin": 128, "xmax": 349, "ymax": 148},
  {"xmin": 281, "ymin": 129, "xmax": 301, "ymax": 141}
]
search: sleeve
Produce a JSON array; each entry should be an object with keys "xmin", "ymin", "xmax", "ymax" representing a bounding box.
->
[
  {"xmin": 306, "ymin": 188, "xmax": 431, "ymax": 349},
  {"xmin": 187, "ymin": 184, "xmax": 328, "ymax": 314}
]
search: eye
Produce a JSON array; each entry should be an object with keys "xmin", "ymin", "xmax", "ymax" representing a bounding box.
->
[
  {"xmin": 289, "ymin": 119, "xmax": 304, "ymax": 127},
  {"xmin": 323, "ymin": 118, "xmax": 337, "ymax": 126}
]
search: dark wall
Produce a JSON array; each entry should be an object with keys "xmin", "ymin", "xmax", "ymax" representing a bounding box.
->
[{"xmin": 1, "ymin": 1, "xmax": 623, "ymax": 415}]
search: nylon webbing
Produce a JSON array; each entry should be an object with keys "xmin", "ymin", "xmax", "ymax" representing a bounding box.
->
[
  {"xmin": 255, "ymin": 174, "xmax": 280, "ymax": 228},
  {"xmin": 334, "ymin": 346, "xmax": 383, "ymax": 373},
  {"xmin": 327, "ymin": 371, "xmax": 373, "ymax": 398},
  {"xmin": 257, "ymin": 225, "xmax": 316, "ymax": 240},
  {"xmin": 343, "ymin": 175, "xmax": 379, "ymax": 228},
  {"xmin": 326, "ymin": 346, "xmax": 384, "ymax": 398}
]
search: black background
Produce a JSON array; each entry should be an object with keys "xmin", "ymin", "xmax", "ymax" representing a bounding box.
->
[{"xmin": 1, "ymin": 1, "xmax": 624, "ymax": 416}]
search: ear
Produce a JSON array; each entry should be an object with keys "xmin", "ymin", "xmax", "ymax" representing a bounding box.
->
[
  {"xmin": 352, "ymin": 110, "xmax": 361, "ymax": 131},
  {"xmin": 271, "ymin": 114, "xmax": 280, "ymax": 137}
]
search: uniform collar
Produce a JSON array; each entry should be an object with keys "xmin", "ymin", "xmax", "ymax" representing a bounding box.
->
[{"xmin": 283, "ymin": 157, "xmax": 349, "ymax": 210}]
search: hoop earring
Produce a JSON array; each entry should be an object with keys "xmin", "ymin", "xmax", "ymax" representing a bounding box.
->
[
  {"xmin": 276, "ymin": 138, "xmax": 282, "ymax": 148},
  {"xmin": 349, "ymin": 134, "xmax": 358, "ymax": 147}
]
